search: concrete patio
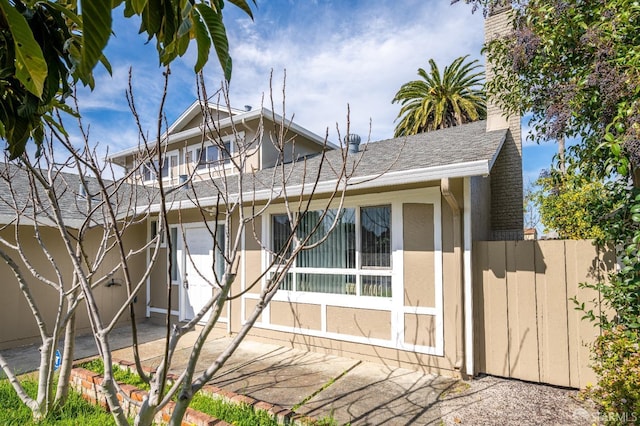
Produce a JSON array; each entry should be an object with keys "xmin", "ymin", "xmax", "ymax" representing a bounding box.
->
[{"xmin": 0, "ymin": 321, "xmax": 596, "ymax": 425}]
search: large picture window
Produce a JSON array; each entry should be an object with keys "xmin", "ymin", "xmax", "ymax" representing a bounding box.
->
[{"xmin": 270, "ymin": 205, "xmax": 391, "ymax": 297}]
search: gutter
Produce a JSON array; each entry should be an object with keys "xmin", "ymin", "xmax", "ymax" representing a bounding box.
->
[
  {"xmin": 441, "ymin": 177, "xmax": 465, "ymax": 374},
  {"xmin": 463, "ymin": 178, "xmax": 474, "ymax": 377},
  {"xmin": 137, "ymin": 159, "xmax": 493, "ymax": 215}
]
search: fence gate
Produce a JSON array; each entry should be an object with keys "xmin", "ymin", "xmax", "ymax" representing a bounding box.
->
[{"xmin": 473, "ymin": 240, "xmax": 611, "ymax": 389}]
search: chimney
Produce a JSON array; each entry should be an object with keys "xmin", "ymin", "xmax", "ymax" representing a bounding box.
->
[
  {"xmin": 485, "ymin": 6, "xmax": 524, "ymax": 240},
  {"xmin": 345, "ymin": 134, "xmax": 361, "ymax": 153}
]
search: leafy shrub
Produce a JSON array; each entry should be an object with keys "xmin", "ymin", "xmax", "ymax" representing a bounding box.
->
[{"xmin": 585, "ymin": 326, "xmax": 640, "ymax": 425}]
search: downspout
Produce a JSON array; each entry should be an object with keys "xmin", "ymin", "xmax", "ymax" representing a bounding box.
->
[{"xmin": 441, "ymin": 178, "xmax": 465, "ymax": 373}]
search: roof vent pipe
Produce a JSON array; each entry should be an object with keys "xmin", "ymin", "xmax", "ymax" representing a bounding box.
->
[
  {"xmin": 179, "ymin": 174, "xmax": 190, "ymax": 190},
  {"xmin": 244, "ymin": 105, "xmax": 252, "ymax": 111},
  {"xmin": 78, "ymin": 183, "xmax": 87, "ymax": 198},
  {"xmin": 345, "ymin": 134, "xmax": 361, "ymax": 153}
]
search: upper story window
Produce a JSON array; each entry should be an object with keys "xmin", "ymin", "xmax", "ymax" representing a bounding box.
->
[
  {"xmin": 141, "ymin": 153, "xmax": 178, "ymax": 182},
  {"xmin": 195, "ymin": 140, "xmax": 232, "ymax": 170}
]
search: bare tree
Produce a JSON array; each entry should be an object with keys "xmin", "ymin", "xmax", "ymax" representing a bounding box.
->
[
  {"xmin": 0, "ymin": 110, "xmax": 163, "ymax": 420},
  {"xmin": 128, "ymin": 73, "xmax": 372, "ymax": 426},
  {"xmin": 1, "ymin": 69, "xmax": 383, "ymax": 426}
]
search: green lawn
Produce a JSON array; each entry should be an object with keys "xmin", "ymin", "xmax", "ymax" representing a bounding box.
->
[
  {"xmin": 81, "ymin": 359, "xmax": 282, "ymax": 425},
  {"xmin": 0, "ymin": 377, "xmax": 115, "ymax": 426}
]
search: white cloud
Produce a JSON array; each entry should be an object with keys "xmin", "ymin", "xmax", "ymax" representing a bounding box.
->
[
  {"xmin": 206, "ymin": 1, "xmax": 485, "ymax": 143},
  {"xmin": 65, "ymin": 1, "xmax": 553, "ymax": 182}
]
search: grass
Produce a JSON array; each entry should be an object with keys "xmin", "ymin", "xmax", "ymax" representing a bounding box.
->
[
  {"xmin": 0, "ymin": 376, "xmax": 115, "ymax": 425},
  {"xmin": 82, "ymin": 359, "xmax": 282, "ymax": 425},
  {"xmin": 80, "ymin": 358, "xmax": 342, "ymax": 425},
  {"xmin": 190, "ymin": 393, "xmax": 279, "ymax": 426},
  {"xmin": 80, "ymin": 359, "xmax": 149, "ymax": 391}
]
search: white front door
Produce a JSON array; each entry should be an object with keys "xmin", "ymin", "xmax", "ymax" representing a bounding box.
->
[
  {"xmin": 180, "ymin": 224, "xmax": 226, "ymax": 323},
  {"xmin": 182, "ymin": 227, "xmax": 215, "ymax": 322}
]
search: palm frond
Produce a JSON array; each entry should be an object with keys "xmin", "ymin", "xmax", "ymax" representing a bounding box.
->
[{"xmin": 392, "ymin": 55, "xmax": 486, "ymax": 137}]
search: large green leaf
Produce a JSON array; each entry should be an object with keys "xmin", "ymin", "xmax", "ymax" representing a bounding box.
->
[
  {"xmin": 192, "ymin": 13, "xmax": 211, "ymax": 72},
  {"xmin": 78, "ymin": 0, "xmax": 113, "ymax": 87},
  {"xmin": 195, "ymin": 3, "xmax": 231, "ymax": 81},
  {"xmin": 141, "ymin": 0, "xmax": 162, "ymax": 40},
  {"xmin": 228, "ymin": 0, "xmax": 255, "ymax": 20},
  {"xmin": 0, "ymin": 0, "xmax": 48, "ymax": 97},
  {"xmin": 131, "ymin": 0, "xmax": 148, "ymax": 15}
]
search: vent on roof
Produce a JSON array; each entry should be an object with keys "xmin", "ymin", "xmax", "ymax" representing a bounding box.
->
[
  {"xmin": 244, "ymin": 105, "xmax": 252, "ymax": 111},
  {"xmin": 179, "ymin": 174, "xmax": 190, "ymax": 191},
  {"xmin": 345, "ymin": 134, "xmax": 361, "ymax": 153}
]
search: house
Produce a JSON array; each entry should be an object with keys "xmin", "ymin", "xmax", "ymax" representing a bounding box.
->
[
  {"xmin": 99, "ymin": 12, "xmax": 523, "ymax": 381},
  {"xmin": 108, "ymin": 101, "xmax": 335, "ymax": 187},
  {"xmin": 1, "ymin": 7, "xmax": 534, "ymax": 381},
  {"xmin": 106, "ymin": 109, "xmax": 521, "ymax": 379}
]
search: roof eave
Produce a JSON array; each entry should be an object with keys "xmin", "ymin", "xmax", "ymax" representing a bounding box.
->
[
  {"xmin": 107, "ymin": 107, "xmax": 336, "ymax": 164},
  {"xmin": 139, "ymin": 159, "xmax": 492, "ymax": 214}
]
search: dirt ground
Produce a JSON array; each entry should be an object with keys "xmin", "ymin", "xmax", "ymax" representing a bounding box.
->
[{"xmin": 438, "ymin": 374, "xmax": 599, "ymax": 426}]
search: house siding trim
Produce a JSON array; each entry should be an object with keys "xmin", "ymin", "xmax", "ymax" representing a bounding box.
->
[{"xmin": 246, "ymin": 187, "xmax": 444, "ymax": 357}]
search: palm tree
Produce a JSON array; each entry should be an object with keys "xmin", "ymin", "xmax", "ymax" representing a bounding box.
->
[{"xmin": 392, "ymin": 55, "xmax": 486, "ymax": 137}]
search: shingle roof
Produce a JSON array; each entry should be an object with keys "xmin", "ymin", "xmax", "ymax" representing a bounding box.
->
[
  {"xmin": 0, "ymin": 121, "xmax": 508, "ymax": 222},
  {"xmin": 0, "ymin": 163, "xmax": 155, "ymax": 228},
  {"xmin": 160, "ymin": 120, "xmax": 507, "ymax": 209}
]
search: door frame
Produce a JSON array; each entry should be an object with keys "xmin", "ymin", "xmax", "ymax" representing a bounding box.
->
[{"xmin": 178, "ymin": 221, "xmax": 227, "ymax": 323}]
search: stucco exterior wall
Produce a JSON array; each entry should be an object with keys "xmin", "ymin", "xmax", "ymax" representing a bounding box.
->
[
  {"xmin": 403, "ymin": 203, "xmax": 435, "ymax": 307},
  {"xmin": 233, "ymin": 181, "xmax": 465, "ymax": 376},
  {"xmin": 0, "ymin": 223, "xmax": 147, "ymax": 350},
  {"xmin": 470, "ymin": 175, "xmax": 492, "ymax": 241}
]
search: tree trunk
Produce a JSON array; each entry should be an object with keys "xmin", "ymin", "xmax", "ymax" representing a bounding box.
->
[
  {"xmin": 54, "ymin": 312, "xmax": 76, "ymax": 408},
  {"xmin": 558, "ymin": 136, "xmax": 566, "ymax": 174}
]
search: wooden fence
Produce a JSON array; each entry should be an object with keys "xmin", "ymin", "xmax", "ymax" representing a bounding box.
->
[{"xmin": 473, "ymin": 240, "xmax": 614, "ymax": 388}]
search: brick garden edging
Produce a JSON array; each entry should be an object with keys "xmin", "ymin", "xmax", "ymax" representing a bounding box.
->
[{"xmin": 70, "ymin": 358, "xmax": 315, "ymax": 425}]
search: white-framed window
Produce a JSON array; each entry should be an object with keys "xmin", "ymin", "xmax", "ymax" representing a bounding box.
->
[
  {"xmin": 170, "ymin": 226, "xmax": 180, "ymax": 283},
  {"xmin": 169, "ymin": 154, "xmax": 179, "ymax": 179},
  {"xmin": 269, "ymin": 204, "xmax": 392, "ymax": 297},
  {"xmin": 149, "ymin": 218, "xmax": 166, "ymax": 247},
  {"xmin": 195, "ymin": 139, "xmax": 233, "ymax": 170},
  {"xmin": 141, "ymin": 152, "xmax": 178, "ymax": 182}
]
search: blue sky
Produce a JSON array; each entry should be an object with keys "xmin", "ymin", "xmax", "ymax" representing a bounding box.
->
[{"xmin": 73, "ymin": 0, "xmax": 559, "ymax": 184}]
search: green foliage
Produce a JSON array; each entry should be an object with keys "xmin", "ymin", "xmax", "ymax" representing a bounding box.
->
[
  {"xmin": 534, "ymin": 170, "xmax": 609, "ymax": 240},
  {"xmin": 0, "ymin": 377, "xmax": 115, "ymax": 425},
  {"xmin": 583, "ymin": 326, "xmax": 640, "ymax": 425},
  {"xmin": 472, "ymin": 0, "xmax": 640, "ymax": 420},
  {"xmin": 0, "ymin": 0, "xmax": 78, "ymax": 158},
  {"xmin": 81, "ymin": 359, "xmax": 149, "ymax": 390},
  {"xmin": 391, "ymin": 55, "xmax": 486, "ymax": 137},
  {"xmin": 479, "ymin": 0, "xmax": 640, "ymax": 324},
  {"xmin": 0, "ymin": 0, "xmax": 256, "ymax": 159},
  {"xmin": 190, "ymin": 394, "xmax": 280, "ymax": 426}
]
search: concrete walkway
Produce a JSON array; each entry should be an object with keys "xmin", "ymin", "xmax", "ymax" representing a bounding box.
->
[{"xmin": 1, "ymin": 321, "xmax": 596, "ymax": 425}]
